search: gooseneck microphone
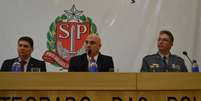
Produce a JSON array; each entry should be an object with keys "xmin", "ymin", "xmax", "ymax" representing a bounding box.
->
[{"xmin": 182, "ymin": 51, "xmax": 193, "ymax": 65}]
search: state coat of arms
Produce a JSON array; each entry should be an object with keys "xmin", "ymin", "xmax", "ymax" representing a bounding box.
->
[{"xmin": 43, "ymin": 5, "xmax": 97, "ymax": 69}]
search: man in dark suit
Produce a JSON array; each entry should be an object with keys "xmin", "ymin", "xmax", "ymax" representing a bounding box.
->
[
  {"xmin": 1, "ymin": 36, "xmax": 46, "ymax": 72},
  {"xmin": 69, "ymin": 34, "xmax": 114, "ymax": 72},
  {"xmin": 141, "ymin": 30, "xmax": 188, "ymax": 72}
]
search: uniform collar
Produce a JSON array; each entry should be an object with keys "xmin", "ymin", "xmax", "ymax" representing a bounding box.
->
[{"xmin": 158, "ymin": 52, "xmax": 170, "ymax": 59}]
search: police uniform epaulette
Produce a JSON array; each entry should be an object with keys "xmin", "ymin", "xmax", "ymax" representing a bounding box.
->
[{"xmin": 171, "ymin": 54, "xmax": 184, "ymax": 61}]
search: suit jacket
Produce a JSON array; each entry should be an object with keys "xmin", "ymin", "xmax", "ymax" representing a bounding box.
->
[
  {"xmin": 141, "ymin": 53, "xmax": 188, "ymax": 72},
  {"xmin": 68, "ymin": 53, "xmax": 114, "ymax": 72},
  {"xmin": 1, "ymin": 57, "xmax": 46, "ymax": 72}
]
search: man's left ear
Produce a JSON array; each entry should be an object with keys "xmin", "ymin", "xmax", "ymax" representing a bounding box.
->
[{"xmin": 171, "ymin": 42, "xmax": 173, "ymax": 46}]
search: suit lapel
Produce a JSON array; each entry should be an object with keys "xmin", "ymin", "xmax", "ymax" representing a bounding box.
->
[
  {"xmin": 9, "ymin": 58, "xmax": 18, "ymax": 71},
  {"xmin": 82, "ymin": 54, "xmax": 89, "ymax": 71},
  {"xmin": 97, "ymin": 53, "xmax": 102, "ymax": 71},
  {"xmin": 27, "ymin": 57, "xmax": 33, "ymax": 72}
]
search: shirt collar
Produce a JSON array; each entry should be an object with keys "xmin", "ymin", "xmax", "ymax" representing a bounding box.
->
[
  {"xmin": 18, "ymin": 57, "xmax": 30, "ymax": 62},
  {"xmin": 87, "ymin": 54, "xmax": 99, "ymax": 62},
  {"xmin": 158, "ymin": 52, "xmax": 170, "ymax": 59}
]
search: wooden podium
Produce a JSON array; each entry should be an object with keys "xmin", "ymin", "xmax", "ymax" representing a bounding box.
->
[{"xmin": 0, "ymin": 72, "xmax": 201, "ymax": 101}]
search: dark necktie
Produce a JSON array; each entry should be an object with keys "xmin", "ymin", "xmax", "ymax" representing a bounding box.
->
[
  {"xmin": 163, "ymin": 56, "xmax": 168, "ymax": 71},
  {"xmin": 20, "ymin": 60, "xmax": 27, "ymax": 72}
]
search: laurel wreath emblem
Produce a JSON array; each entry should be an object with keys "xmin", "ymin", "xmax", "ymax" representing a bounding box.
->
[{"xmin": 46, "ymin": 14, "xmax": 97, "ymax": 67}]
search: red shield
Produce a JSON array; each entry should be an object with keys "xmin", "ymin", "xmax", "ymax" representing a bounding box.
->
[{"xmin": 56, "ymin": 22, "xmax": 90, "ymax": 60}]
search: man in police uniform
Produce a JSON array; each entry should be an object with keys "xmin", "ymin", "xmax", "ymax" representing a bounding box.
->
[{"xmin": 141, "ymin": 30, "xmax": 188, "ymax": 72}]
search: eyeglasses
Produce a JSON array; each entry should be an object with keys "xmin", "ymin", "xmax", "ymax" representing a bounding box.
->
[{"xmin": 85, "ymin": 40, "xmax": 96, "ymax": 45}]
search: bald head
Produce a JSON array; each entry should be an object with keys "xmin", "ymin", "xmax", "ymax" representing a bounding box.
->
[
  {"xmin": 84, "ymin": 34, "xmax": 101, "ymax": 57},
  {"xmin": 86, "ymin": 34, "xmax": 101, "ymax": 46}
]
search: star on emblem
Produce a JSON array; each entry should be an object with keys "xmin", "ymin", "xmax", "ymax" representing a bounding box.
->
[{"xmin": 64, "ymin": 4, "xmax": 83, "ymax": 20}]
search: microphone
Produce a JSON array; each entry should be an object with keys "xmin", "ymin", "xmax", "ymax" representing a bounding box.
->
[
  {"xmin": 182, "ymin": 51, "xmax": 193, "ymax": 65},
  {"xmin": 87, "ymin": 49, "xmax": 92, "ymax": 55},
  {"xmin": 130, "ymin": 0, "xmax": 135, "ymax": 4}
]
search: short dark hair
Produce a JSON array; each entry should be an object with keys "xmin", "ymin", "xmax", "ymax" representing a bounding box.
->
[
  {"xmin": 18, "ymin": 36, "xmax": 34, "ymax": 48},
  {"xmin": 160, "ymin": 30, "xmax": 174, "ymax": 43}
]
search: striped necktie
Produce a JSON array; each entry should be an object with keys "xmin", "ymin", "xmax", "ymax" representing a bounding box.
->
[
  {"xmin": 88, "ymin": 57, "xmax": 97, "ymax": 72},
  {"xmin": 20, "ymin": 60, "xmax": 27, "ymax": 72}
]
